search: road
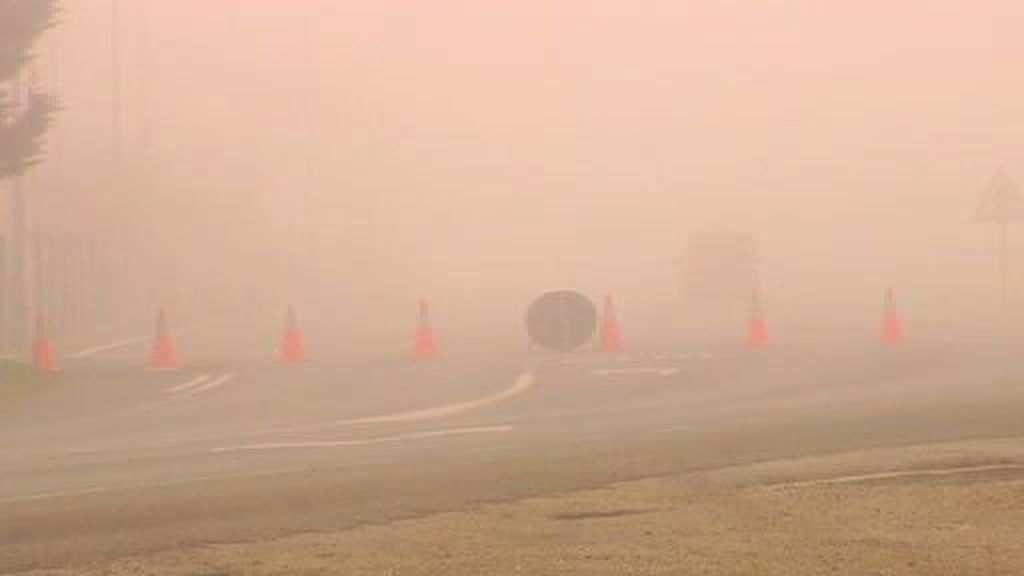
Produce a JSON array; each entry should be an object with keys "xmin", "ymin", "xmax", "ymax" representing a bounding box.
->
[{"xmin": 2, "ymin": 338, "xmax": 1023, "ymax": 573}]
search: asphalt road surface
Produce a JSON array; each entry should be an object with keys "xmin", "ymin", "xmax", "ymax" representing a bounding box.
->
[{"xmin": 2, "ymin": 337, "xmax": 1023, "ymax": 573}]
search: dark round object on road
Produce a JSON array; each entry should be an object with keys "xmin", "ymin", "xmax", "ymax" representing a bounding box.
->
[{"xmin": 526, "ymin": 290, "xmax": 597, "ymax": 352}]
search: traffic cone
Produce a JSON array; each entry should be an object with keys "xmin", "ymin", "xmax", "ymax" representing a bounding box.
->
[
  {"xmin": 414, "ymin": 299, "xmax": 439, "ymax": 359},
  {"xmin": 881, "ymin": 288, "xmax": 905, "ymax": 345},
  {"xmin": 746, "ymin": 290, "xmax": 770, "ymax": 348},
  {"xmin": 32, "ymin": 312, "xmax": 61, "ymax": 373},
  {"xmin": 598, "ymin": 294, "xmax": 625, "ymax": 352},
  {"xmin": 150, "ymin": 308, "xmax": 180, "ymax": 370},
  {"xmin": 279, "ymin": 305, "xmax": 307, "ymax": 364}
]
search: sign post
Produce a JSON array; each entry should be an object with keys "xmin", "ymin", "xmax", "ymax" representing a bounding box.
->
[{"xmin": 975, "ymin": 169, "xmax": 1023, "ymax": 308}]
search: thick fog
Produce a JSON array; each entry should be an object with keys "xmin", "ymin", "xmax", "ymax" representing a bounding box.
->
[{"xmin": 16, "ymin": 0, "xmax": 1024, "ymax": 355}]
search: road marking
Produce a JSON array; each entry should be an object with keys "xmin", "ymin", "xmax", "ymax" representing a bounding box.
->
[
  {"xmin": 143, "ymin": 372, "xmax": 237, "ymax": 409},
  {"xmin": 570, "ymin": 434, "xmax": 607, "ymax": 443},
  {"xmin": 167, "ymin": 374, "xmax": 211, "ymax": 393},
  {"xmin": 70, "ymin": 327, "xmax": 196, "ymax": 359},
  {"xmin": 591, "ymin": 367, "xmax": 681, "ymax": 377},
  {"xmin": 187, "ymin": 372, "xmax": 236, "ymax": 395},
  {"xmin": 211, "ymin": 425, "xmax": 514, "ymax": 453},
  {"xmin": 70, "ymin": 335, "xmax": 153, "ymax": 358},
  {"xmin": 776, "ymin": 463, "xmax": 1024, "ymax": 489},
  {"xmin": 253, "ymin": 370, "xmax": 535, "ymax": 436},
  {"xmin": 27, "ymin": 369, "xmax": 532, "ymax": 455},
  {"xmin": 658, "ymin": 425, "xmax": 692, "ymax": 434},
  {"xmin": 0, "ymin": 458, "xmax": 398, "ymax": 504},
  {"xmin": 653, "ymin": 352, "xmax": 739, "ymax": 361},
  {"xmin": 342, "ymin": 371, "xmax": 534, "ymax": 426},
  {"xmin": 466, "ymin": 444, "xmax": 514, "ymax": 455}
]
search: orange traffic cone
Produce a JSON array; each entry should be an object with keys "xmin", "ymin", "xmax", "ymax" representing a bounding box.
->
[
  {"xmin": 598, "ymin": 294, "xmax": 625, "ymax": 352},
  {"xmin": 881, "ymin": 288, "xmax": 905, "ymax": 345},
  {"xmin": 279, "ymin": 305, "xmax": 307, "ymax": 364},
  {"xmin": 150, "ymin": 308, "xmax": 180, "ymax": 370},
  {"xmin": 414, "ymin": 299, "xmax": 440, "ymax": 359},
  {"xmin": 746, "ymin": 290, "xmax": 770, "ymax": 348},
  {"xmin": 32, "ymin": 312, "xmax": 61, "ymax": 373}
]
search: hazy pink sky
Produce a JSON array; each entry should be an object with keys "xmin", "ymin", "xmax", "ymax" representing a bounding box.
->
[{"xmin": 49, "ymin": 1, "xmax": 1023, "ymax": 212}]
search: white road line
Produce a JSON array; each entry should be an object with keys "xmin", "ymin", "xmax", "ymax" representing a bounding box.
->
[
  {"xmin": 0, "ymin": 458, "xmax": 397, "ymax": 504},
  {"xmin": 466, "ymin": 444, "xmax": 514, "ymax": 455},
  {"xmin": 143, "ymin": 372, "xmax": 236, "ymax": 409},
  {"xmin": 125, "ymin": 369, "xmax": 535, "ymax": 450},
  {"xmin": 570, "ymin": 434, "xmax": 607, "ymax": 443},
  {"xmin": 70, "ymin": 335, "xmax": 153, "ymax": 358},
  {"xmin": 653, "ymin": 352, "xmax": 738, "ymax": 361},
  {"xmin": 167, "ymin": 374, "xmax": 211, "ymax": 394},
  {"xmin": 19, "ymin": 369, "xmax": 532, "ymax": 456},
  {"xmin": 70, "ymin": 327, "xmax": 197, "ymax": 359},
  {"xmin": 591, "ymin": 367, "xmax": 681, "ymax": 377},
  {"xmin": 188, "ymin": 372, "xmax": 236, "ymax": 395},
  {"xmin": 342, "ymin": 371, "xmax": 534, "ymax": 426},
  {"xmin": 776, "ymin": 464, "xmax": 1024, "ymax": 489},
  {"xmin": 252, "ymin": 370, "xmax": 534, "ymax": 436},
  {"xmin": 212, "ymin": 425, "xmax": 514, "ymax": 453}
]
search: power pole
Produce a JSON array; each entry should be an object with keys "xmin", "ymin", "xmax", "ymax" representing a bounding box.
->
[
  {"xmin": 138, "ymin": 0, "xmax": 151, "ymax": 162},
  {"xmin": 976, "ymin": 169, "xmax": 1023, "ymax": 309},
  {"xmin": 111, "ymin": 0, "xmax": 122, "ymax": 159}
]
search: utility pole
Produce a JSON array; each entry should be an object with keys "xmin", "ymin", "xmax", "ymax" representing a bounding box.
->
[
  {"xmin": 111, "ymin": 0, "xmax": 122, "ymax": 159},
  {"xmin": 976, "ymin": 169, "xmax": 1023, "ymax": 309},
  {"xmin": 48, "ymin": 13, "xmax": 64, "ymax": 339},
  {"xmin": 294, "ymin": 3, "xmax": 319, "ymax": 296},
  {"xmin": 138, "ymin": 0, "xmax": 151, "ymax": 162}
]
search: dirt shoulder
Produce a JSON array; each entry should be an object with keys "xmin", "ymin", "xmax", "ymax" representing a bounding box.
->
[{"xmin": 21, "ymin": 438, "xmax": 1024, "ymax": 575}]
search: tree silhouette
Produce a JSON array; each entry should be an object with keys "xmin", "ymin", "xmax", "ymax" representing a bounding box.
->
[{"xmin": 0, "ymin": 0, "xmax": 60, "ymax": 180}]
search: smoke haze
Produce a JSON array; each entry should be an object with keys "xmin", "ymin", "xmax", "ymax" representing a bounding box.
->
[{"xmin": 16, "ymin": 0, "xmax": 1024, "ymax": 352}]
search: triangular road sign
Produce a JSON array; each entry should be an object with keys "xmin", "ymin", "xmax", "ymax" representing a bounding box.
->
[{"xmin": 976, "ymin": 169, "xmax": 1024, "ymax": 222}]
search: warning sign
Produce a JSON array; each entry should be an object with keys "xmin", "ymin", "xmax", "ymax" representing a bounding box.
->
[{"xmin": 975, "ymin": 170, "xmax": 1024, "ymax": 222}]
